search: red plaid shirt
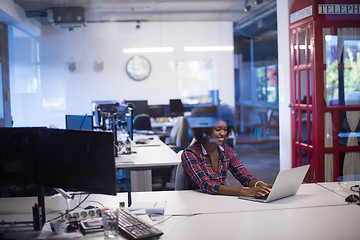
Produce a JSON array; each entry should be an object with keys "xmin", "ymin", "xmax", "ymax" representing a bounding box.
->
[{"xmin": 181, "ymin": 141, "xmax": 254, "ymax": 194}]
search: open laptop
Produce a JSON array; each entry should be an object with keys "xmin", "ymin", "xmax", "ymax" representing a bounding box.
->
[{"xmin": 238, "ymin": 165, "xmax": 310, "ymax": 203}]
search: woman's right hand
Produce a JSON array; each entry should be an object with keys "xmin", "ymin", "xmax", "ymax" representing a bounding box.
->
[{"xmin": 241, "ymin": 185, "xmax": 272, "ymax": 197}]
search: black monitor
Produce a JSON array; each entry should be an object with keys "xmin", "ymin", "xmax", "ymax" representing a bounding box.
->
[
  {"xmin": 124, "ymin": 100, "xmax": 149, "ymax": 116},
  {"xmin": 0, "ymin": 127, "xmax": 117, "ymax": 196},
  {"xmin": 34, "ymin": 128, "xmax": 117, "ymax": 196},
  {"xmin": 92, "ymin": 100, "xmax": 120, "ymax": 128},
  {"xmin": 169, "ymin": 99, "xmax": 185, "ymax": 117},
  {"xmin": 65, "ymin": 115, "xmax": 93, "ymax": 130},
  {"xmin": 148, "ymin": 105, "xmax": 165, "ymax": 118},
  {"xmin": 0, "ymin": 127, "xmax": 39, "ymax": 187}
]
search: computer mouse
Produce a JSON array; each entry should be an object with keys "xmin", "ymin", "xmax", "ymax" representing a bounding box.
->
[{"xmin": 345, "ymin": 194, "xmax": 360, "ymax": 203}]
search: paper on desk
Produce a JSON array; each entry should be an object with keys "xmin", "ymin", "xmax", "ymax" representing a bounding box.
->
[
  {"xmin": 37, "ymin": 222, "xmax": 83, "ymax": 239},
  {"xmin": 127, "ymin": 201, "xmax": 167, "ymax": 215}
]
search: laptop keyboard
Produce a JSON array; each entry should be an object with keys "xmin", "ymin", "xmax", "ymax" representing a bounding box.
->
[
  {"xmin": 255, "ymin": 193, "xmax": 269, "ymax": 200},
  {"xmin": 118, "ymin": 209, "xmax": 163, "ymax": 240}
]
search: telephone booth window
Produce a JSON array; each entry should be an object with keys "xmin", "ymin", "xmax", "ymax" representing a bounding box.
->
[
  {"xmin": 290, "ymin": 0, "xmax": 360, "ymax": 182},
  {"xmin": 299, "ymin": 30, "xmax": 306, "ymax": 65}
]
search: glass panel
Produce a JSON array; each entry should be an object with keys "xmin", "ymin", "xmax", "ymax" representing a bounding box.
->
[
  {"xmin": 325, "ymin": 28, "xmax": 360, "ymax": 106},
  {"xmin": 300, "ymin": 70, "xmax": 307, "ymax": 104},
  {"xmin": 343, "ymin": 37, "xmax": 360, "ymax": 103},
  {"xmin": 299, "ymin": 30, "xmax": 306, "ymax": 65},
  {"xmin": 266, "ymin": 65, "xmax": 278, "ymax": 103},
  {"xmin": 301, "ymin": 149, "xmax": 308, "ymax": 166},
  {"xmin": 323, "ymin": 28, "xmax": 331, "ymax": 65},
  {"xmin": 295, "ymin": 147, "xmax": 300, "ymax": 166},
  {"xmin": 295, "ymin": 71, "xmax": 299, "ymax": 104},
  {"xmin": 301, "ymin": 110, "xmax": 308, "ymax": 144},
  {"xmin": 324, "ymin": 111, "xmax": 333, "ymax": 148},
  {"xmin": 294, "ymin": 32, "xmax": 297, "ymax": 66},
  {"xmin": 324, "ymin": 34, "xmax": 339, "ymax": 105},
  {"xmin": 295, "ymin": 109, "xmax": 299, "ymax": 142},
  {"xmin": 325, "ymin": 153, "xmax": 334, "ymax": 182},
  {"xmin": 340, "ymin": 151, "xmax": 360, "ymax": 181},
  {"xmin": 309, "ymin": 69, "xmax": 312, "ymax": 105},
  {"xmin": 309, "ymin": 151, "xmax": 314, "ymax": 182},
  {"xmin": 256, "ymin": 66, "xmax": 266, "ymax": 102},
  {"xmin": 175, "ymin": 59, "xmax": 215, "ymax": 105},
  {"xmin": 309, "ymin": 111, "xmax": 313, "ymax": 145},
  {"xmin": 307, "ymin": 27, "xmax": 312, "ymax": 64},
  {"xmin": 338, "ymin": 110, "xmax": 360, "ymax": 146}
]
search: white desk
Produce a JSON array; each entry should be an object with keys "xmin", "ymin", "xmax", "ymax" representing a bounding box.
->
[
  {"xmin": 158, "ymin": 204, "xmax": 360, "ymax": 240},
  {"xmin": 317, "ymin": 181, "xmax": 360, "ymax": 197},
  {"xmin": 115, "ymin": 135, "xmax": 180, "ymax": 191},
  {"xmin": 1, "ymin": 183, "xmax": 359, "ymax": 240}
]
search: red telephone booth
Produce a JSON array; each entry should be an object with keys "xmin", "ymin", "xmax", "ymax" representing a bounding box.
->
[{"xmin": 289, "ymin": 0, "xmax": 360, "ymax": 182}]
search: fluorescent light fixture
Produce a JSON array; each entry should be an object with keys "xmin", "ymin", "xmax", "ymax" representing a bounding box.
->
[
  {"xmin": 184, "ymin": 46, "xmax": 234, "ymax": 52},
  {"xmin": 123, "ymin": 47, "xmax": 174, "ymax": 53}
]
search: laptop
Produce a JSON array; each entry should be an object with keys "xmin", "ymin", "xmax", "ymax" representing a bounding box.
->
[{"xmin": 238, "ymin": 165, "xmax": 310, "ymax": 203}]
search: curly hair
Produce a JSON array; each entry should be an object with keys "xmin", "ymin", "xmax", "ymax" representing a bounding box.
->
[{"xmin": 190, "ymin": 104, "xmax": 235, "ymax": 142}]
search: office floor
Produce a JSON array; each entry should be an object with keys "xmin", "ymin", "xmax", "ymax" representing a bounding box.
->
[{"xmin": 228, "ymin": 142, "xmax": 280, "ymax": 186}]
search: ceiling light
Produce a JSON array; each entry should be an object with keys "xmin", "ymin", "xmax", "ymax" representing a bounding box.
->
[
  {"xmin": 184, "ymin": 46, "xmax": 234, "ymax": 52},
  {"xmin": 123, "ymin": 47, "xmax": 174, "ymax": 53}
]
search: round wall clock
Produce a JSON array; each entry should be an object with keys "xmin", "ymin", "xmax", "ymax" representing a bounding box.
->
[{"xmin": 126, "ymin": 56, "xmax": 151, "ymax": 81}]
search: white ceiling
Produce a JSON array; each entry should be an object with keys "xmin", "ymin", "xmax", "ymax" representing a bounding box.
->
[{"xmin": 12, "ymin": 0, "xmax": 277, "ymax": 38}]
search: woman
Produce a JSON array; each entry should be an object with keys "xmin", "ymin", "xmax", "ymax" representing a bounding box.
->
[{"xmin": 181, "ymin": 104, "xmax": 272, "ymax": 196}]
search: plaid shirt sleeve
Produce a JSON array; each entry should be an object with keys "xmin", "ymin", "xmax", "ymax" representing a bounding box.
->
[
  {"xmin": 226, "ymin": 146, "xmax": 254, "ymax": 187},
  {"xmin": 181, "ymin": 148, "xmax": 221, "ymax": 195}
]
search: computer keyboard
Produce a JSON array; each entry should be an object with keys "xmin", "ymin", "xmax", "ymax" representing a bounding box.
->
[{"xmin": 118, "ymin": 209, "xmax": 163, "ymax": 240}]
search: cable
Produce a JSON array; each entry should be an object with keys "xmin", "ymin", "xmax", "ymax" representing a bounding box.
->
[
  {"xmin": 46, "ymin": 193, "xmax": 91, "ymax": 223},
  {"xmin": 79, "ymin": 114, "xmax": 88, "ymax": 130},
  {"xmin": 350, "ymin": 184, "xmax": 359, "ymax": 193}
]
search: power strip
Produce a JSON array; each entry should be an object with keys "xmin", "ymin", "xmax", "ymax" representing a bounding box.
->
[{"xmin": 63, "ymin": 208, "xmax": 102, "ymax": 221}]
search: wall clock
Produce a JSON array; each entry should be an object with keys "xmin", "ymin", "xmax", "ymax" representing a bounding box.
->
[{"xmin": 126, "ymin": 56, "xmax": 151, "ymax": 81}]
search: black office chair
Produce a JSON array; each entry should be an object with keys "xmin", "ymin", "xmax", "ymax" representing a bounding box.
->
[{"xmin": 133, "ymin": 113, "xmax": 152, "ymax": 130}]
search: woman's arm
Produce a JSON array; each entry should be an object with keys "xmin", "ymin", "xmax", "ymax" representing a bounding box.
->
[{"xmin": 218, "ymin": 180, "xmax": 272, "ymax": 196}]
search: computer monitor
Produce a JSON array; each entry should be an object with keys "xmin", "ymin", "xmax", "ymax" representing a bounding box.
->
[
  {"xmin": 65, "ymin": 115, "xmax": 93, "ymax": 130},
  {"xmin": 124, "ymin": 100, "xmax": 149, "ymax": 116},
  {"xmin": 0, "ymin": 127, "xmax": 39, "ymax": 187},
  {"xmin": 34, "ymin": 128, "xmax": 117, "ymax": 196},
  {"xmin": 92, "ymin": 100, "xmax": 120, "ymax": 128},
  {"xmin": 148, "ymin": 105, "xmax": 165, "ymax": 118},
  {"xmin": 0, "ymin": 127, "xmax": 117, "ymax": 196},
  {"xmin": 169, "ymin": 99, "xmax": 185, "ymax": 117}
]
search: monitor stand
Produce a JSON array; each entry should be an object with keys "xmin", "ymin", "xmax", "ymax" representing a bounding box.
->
[{"xmin": 36, "ymin": 185, "xmax": 46, "ymax": 229}]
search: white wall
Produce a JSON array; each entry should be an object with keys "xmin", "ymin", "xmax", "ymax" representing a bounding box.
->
[{"xmin": 10, "ymin": 21, "xmax": 234, "ymax": 128}]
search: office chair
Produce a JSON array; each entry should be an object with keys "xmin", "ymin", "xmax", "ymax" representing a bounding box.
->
[
  {"xmin": 167, "ymin": 116, "xmax": 190, "ymax": 152},
  {"xmin": 174, "ymin": 151, "xmax": 185, "ymax": 190},
  {"xmin": 133, "ymin": 113, "xmax": 152, "ymax": 130}
]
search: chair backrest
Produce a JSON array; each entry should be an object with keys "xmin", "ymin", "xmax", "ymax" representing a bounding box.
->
[
  {"xmin": 175, "ymin": 151, "xmax": 185, "ymax": 190},
  {"xmin": 169, "ymin": 116, "xmax": 189, "ymax": 149},
  {"xmin": 133, "ymin": 113, "xmax": 152, "ymax": 130}
]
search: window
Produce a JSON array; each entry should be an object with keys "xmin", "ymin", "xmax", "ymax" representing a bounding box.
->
[{"xmin": 256, "ymin": 64, "xmax": 278, "ymax": 103}]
